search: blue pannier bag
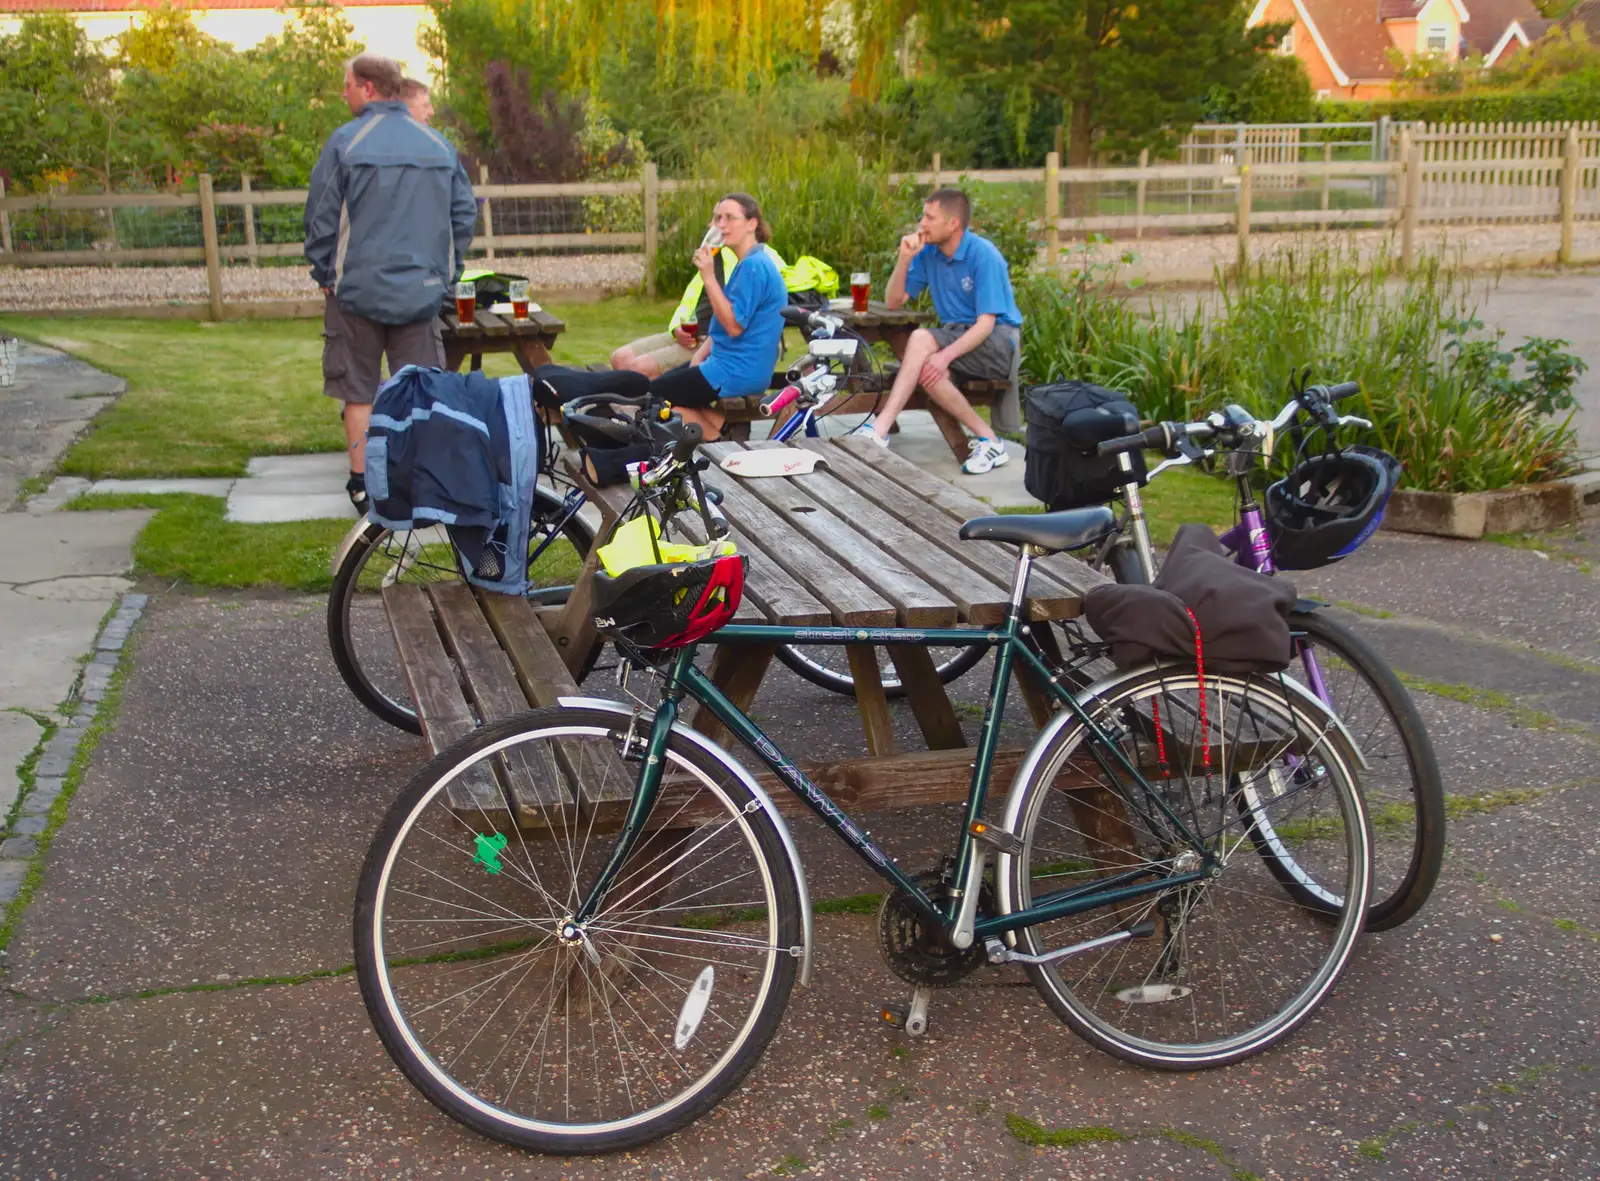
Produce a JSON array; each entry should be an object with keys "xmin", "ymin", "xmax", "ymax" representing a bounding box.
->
[{"xmin": 364, "ymin": 366, "xmax": 539, "ymax": 595}]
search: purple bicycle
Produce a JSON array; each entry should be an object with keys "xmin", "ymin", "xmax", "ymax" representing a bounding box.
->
[{"xmin": 1081, "ymin": 381, "xmax": 1445, "ymax": 931}]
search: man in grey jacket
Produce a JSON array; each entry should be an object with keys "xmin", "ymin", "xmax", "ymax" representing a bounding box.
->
[{"xmin": 305, "ymin": 53, "xmax": 477, "ymax": 509}]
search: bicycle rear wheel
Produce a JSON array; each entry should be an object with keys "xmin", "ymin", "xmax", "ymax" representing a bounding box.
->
[
  {"xmin": 999, "ymin": 666, "xmax": 1370, "ymax": 1070},
  {"xmin": 354, "ymin": 707, "xmax": 802, "ymax": 1153},
  {"xmin": 1256, "ymin": 610, "xmax": 1444, "ymax": 931},
  {"xmin": 328, "ymin": 488, "xmax": 594, "ymax": 733},
  {"xmin": 772, "ymin": 642, "xmax": 987, "ymax": 699}
]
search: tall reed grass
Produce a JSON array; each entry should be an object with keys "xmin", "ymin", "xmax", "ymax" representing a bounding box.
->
[{"xmin": 1020, "ymin": 238, "xmax": 1581, "ymax": 493}]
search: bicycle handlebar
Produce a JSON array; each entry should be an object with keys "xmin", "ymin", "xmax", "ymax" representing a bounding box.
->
[
  {"xmin": 1097, "ymin": 381, "xmax": 1365, "ymax": 459},
  {"xmin": 761, "ymin": 385, "xmax": 802, "ymax": 417},
  {"xmin": 670, "ymin": 420, "xmax": 704, "ymax": 464}
]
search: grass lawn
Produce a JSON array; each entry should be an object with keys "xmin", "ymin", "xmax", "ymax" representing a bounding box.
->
[{"xmin": 0, "ymin": 295, "xmax": 675, "ymax": 480}]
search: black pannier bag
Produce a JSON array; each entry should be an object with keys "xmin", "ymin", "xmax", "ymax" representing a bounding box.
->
[{"xmin": 1023, "ymin": 381, "xmax": 1148, "ymax": 510}]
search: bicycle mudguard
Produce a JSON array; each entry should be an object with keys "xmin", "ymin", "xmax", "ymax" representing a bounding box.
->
[
  {"xmin": 1293, "ymin": 598, "xmax": 1328, "ymax": 615},
  {"xmin": 556, "ymin": 695, "xmax": 816, "ymax": 986},
  {"xmin": 331, "ymin": 517, "xmax": 380, "ymax": 578}
]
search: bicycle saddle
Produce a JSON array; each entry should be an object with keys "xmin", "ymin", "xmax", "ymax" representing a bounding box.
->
[
  {"xmin": 958, "ymin": 506, "xmax": 1117, "ymax": 553},
  {"xmin": 531, "ymin": 364, "xmax": 650, "ymax": 408},
  {"xmin": 1060, "ymin": 406, "xmax": 1140, "ymax": 451}
]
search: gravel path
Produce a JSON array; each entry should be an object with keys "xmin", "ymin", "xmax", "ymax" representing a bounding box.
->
[
  {"xmin": 1061, "ymin": 220, "xmax": 1600, "ymax": 282},
  {"xmin": 0, "ymin": 224, "xmax": 1594, "ymax": 311},
  {"xmin": 0, "ymin": 251, "xmax": 645, "ymax": 312}
]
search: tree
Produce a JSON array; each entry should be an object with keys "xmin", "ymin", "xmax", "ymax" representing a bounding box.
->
[
  {"xmin": 914, "ymin": 0, "xmax": 1278, "ymax": 167},
  {"xmin": 1208, "ymin": 50, "xmax": 1316, "ymax": 123}
]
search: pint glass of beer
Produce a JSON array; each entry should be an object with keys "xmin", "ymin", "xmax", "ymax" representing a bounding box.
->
[
  {"xmin": 455, "ymin": 280, "xmax": 477, "ymax": 321},
  {"xmin": 508, "ymin": 279, "xmax": 531, "ymax": 321},
  {"xmin": 850, "ymin": 272, "xmax": 870, "ymax": 314}
]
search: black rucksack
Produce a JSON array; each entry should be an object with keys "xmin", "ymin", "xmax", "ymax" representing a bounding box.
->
[{"xmin": 1023, "ymin": 381, "xmax": 1148, "ymax": 510}]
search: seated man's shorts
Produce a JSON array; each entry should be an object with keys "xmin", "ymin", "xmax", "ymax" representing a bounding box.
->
[
  {"xmin": 927, "ymin": 323, "xmax": 1017, "ymax": 382},
  {"xmin": 322, "ymin": 295, "xmax": 445, "ymax": 405},
  {"xmin": 625, "ymin": 331, "xmax": 694, "ymax": 373}
]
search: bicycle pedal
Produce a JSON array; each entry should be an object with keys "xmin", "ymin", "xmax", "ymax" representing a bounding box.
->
[
  {"xmin": 879, "ymin": 985, "xmax": 932, "ymax": 1037},
  {"xmin": 968, "ymin": 821, "xmax": 1024, "ymax": 857}
]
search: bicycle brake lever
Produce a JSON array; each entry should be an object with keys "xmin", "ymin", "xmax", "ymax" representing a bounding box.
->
[{"xmin": 1336, "ymin": 414, "xmax": 1372, "ymax": 430}]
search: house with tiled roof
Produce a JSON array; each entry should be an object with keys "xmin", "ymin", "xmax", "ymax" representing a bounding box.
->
[
  {"xmin": 1248, "ymin": 0, "xmax": 1549, "ymax": 100},
  {"xmin": 0, "ymin": 0, "xmax": 434, "ymax": 83}
]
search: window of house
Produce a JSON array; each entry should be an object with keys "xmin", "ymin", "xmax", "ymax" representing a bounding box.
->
[
  {"xmin": 1426, "ymin": 24, "xmax": 1449, "ymax": 54},
  {"xmin": 1279, "ymin": 27, "xmax": 1296, "ymax": 54}
]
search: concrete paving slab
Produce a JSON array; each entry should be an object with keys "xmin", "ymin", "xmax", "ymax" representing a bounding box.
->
[
  {"xmin": 87, "ymin": 476, "xmax": 236, "ymax": 498},
  {"xmin": 244, "ymin": 452, "xmax": 350, "ymax": 481},
  {"xmin": 22, "ymin": 474, "xmax": 90, "ymax": 514},
  {"xmin": 0, "ymin": 341, "xmax": 123, "ymax": 511},
  {"xmin": 0, "ymin": 710, "xmax": 42, "ymax": 819},
  {"xmin": 0, "ymin": 511, "xmax": 149, "ymax": 715},
  {"xmin": 0, "ymin": 509, "xmax": 151, "ymax": 584},
  {"xmin": 762, "ymin": 408, "xmax": 1034, "ymax": 508},
  {"xmin": 224, "ymin": 491, "xmax": 358, "ymax": 523}
]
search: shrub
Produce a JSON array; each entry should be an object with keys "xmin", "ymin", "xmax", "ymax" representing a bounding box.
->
[{"xmin": 1019, "ymin": 238, "xmax": 1583, "ymax": 493}]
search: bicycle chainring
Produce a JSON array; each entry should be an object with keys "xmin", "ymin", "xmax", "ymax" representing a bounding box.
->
[{"xmin": 876, "ymin": 865, "xmax": 988, "ymax": 988}]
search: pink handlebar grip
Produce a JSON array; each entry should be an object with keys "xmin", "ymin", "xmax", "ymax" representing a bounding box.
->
[{"xmin": 761, "ymin": 385, "xmax": 801, "ymax": 417}]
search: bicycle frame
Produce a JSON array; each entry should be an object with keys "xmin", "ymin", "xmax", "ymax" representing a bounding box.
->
[{"xmin": 568, "ymin": 550, "xmax": 1216, "ymax": 942}]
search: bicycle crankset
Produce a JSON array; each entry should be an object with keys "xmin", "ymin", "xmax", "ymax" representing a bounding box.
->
[{"xmin": 876, "ymin": 864, "xmax": 988, "ymax": 988}]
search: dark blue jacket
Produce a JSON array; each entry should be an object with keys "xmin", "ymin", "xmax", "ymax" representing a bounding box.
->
[
  {"xmin": 365, "ymin": 368, "xmax": 539, "ymax": 595},
  {"xmin": 304, "ymin": 101, "xmax": 477, "ymax": 325}
]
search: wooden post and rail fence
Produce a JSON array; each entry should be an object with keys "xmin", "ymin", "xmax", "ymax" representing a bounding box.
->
[{"xmin": 0, "ymin": 121, "xmax": 1594, "ymax": 318}]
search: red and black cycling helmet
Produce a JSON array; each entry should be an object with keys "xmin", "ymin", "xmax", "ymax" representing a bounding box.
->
[
  {"xmin": 590, "ymin": 553, "xmax": 746, "ymax": 649},
  {"xmin": 1265, "ymin": 445, "xmax": 1402, "ymax": 571}
]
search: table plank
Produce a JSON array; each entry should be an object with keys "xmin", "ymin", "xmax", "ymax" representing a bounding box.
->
[
  {"xmin": 706, "ymin": 442, "xmax": 955, "ymax": 628},
  {"xmin": 833, "ymin": 436, "xmax": 1108, "ymax": 613},
  {"xmin": 746, "ymin": 442, "xmax": 1013, "ymax": 626},
  {"xmin": 474, "ymin": 588, "xmax": 636, "ymax": 826},
  {"xmin": 667, "ymin": 500, "xmax": 830, "ymax": 625},
  {"xmin": 382, "ymin": 584, "xmax": 505, "ymax": 821},
  {"xmin": 428, "ymin": 584, "xmax": 572, "ymax": 829},
  {"xmin": 684, "ymin": 455, "xmax": 896, "ymax": 626}
]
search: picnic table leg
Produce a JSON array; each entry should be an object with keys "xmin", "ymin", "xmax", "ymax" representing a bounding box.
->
[
  {"xmin": 509, "ymin": 336, "xmax": 554, "ymax": 374},
  {"xmin": 470, "ymin": 351, "xmax": 484, "ymax": 373},
  {"xmin": 690, "ymin": 644, "xmax": 778, "ymax": 750},
  {"xmin": 846, "ymin": 645, "xmax": 898, "ymax": 757},
  {"xmin": 1021, "ymin": 623, "xmax": 1141, "ymax": 886},
  {"xmin": 544, "ymin": 547, "xmax": 604, "ymax": 680},
  {"xmin": 884, "ymin": 644, "xmax": 966, "ymax": 750},
  {"xmin": 927, "ymin": 405, "xmax": 973, "ymax": 459}
]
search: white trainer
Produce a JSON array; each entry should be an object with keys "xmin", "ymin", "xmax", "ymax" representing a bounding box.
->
[
  {"xmin": 845, "ymin": 418, "xmax": 889, "ymax": 448},
  {"xmin": 962, "ymin": 436, "xmax": 1009, "ymax": 475}
]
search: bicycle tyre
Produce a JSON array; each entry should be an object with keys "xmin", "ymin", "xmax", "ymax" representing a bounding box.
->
[
  {"xmin": 998, "ymin": 665, "xmax": 1370, "ymax": 1071},
  {"xmin": 354, "ymin": 706, "xmax": 802, "ymax": 1153},
  {"xmin": 772, "ymin": 642, "xmax": 987, "ymax": 699},
  {"xmin": 328, "ymin": 488, "xmax": 595, "ymax": 733},
  {"xmin": 1093, "ymin": 532, "xmax": 1442, "ymax": 931},
  {"xmin": 1253, "ymin": 609, "xmax": 1444, "ymax": 931}
]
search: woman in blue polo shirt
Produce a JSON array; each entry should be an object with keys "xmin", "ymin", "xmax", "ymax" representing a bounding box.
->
[{"xmin": 649, "ymin": 192, "xmax": 787, "ymax": 440}]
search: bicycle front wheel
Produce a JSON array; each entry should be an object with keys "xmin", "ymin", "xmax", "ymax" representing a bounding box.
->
[
  {"xmin": 1000, "ymin": 666, "xmax": 1370, "ymax": 1070},
  {"xmin": 1259, "ymin": 609, "xmax": 1444, "ymax": 931},
  {"xmin": 354, "ymin": 707, "xmax": 802, "ymax": 1154},
  {"xmin": 328, "ymin": 488, "xmax": 594, "ymax": 733}
]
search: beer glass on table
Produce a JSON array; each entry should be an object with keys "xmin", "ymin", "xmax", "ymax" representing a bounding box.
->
[
  {"xmin": 454, "ymin": 281, "xmax": 476, "ymax": 322},
  {"xmin": 850, "ymin": 272, "xmax": 870, "ymax": 314},
  {"xmin": 508, "ymin": 279, "xmax": 531, "ymax": 321}
]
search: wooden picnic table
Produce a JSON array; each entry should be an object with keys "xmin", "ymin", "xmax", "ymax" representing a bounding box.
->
[
  {"xmin": 439, "ymin": 306, "xmax": 566, "ymax": 375},
  {"xmin": 538, "ymin": 433, "xmax": 1109, "ymax": 809}
]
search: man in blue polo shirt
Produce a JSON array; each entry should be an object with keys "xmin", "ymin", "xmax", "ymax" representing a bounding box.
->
[{"xmin": 852, "ymin": 188, "xmax": 1022, "ymax": 474}]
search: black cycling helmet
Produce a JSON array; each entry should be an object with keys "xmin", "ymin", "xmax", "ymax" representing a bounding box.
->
[
  {"xmin": 1265, "ymin": 445, "xmax": 1402, "ymax": 571},
  {"xmin": 590, "ymin": 553, "xmax": 747, "ymax": 649}
]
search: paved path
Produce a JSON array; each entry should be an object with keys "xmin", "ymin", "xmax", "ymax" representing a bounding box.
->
[
  {"xmin": 0, "ymin": 525, "xmax": 1595, "ymax": 1178},
  {"xmin": 0, "ymin": 341, "xmax": 147, "ymax": 832}
]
